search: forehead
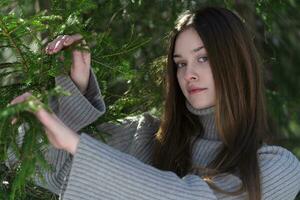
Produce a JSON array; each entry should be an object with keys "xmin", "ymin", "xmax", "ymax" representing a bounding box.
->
[{"xmin": 174, "ymin": 27, "xmax": 204, "ymax": 55}]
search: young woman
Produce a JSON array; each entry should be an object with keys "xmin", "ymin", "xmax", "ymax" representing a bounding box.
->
[{"xmin": 8, "ymin": 6, "xmax": 300, "ymax": 200}]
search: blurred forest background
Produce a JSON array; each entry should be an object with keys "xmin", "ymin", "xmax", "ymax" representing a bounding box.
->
[{"xmin": 0, "ymin": 0, "xmax": 300, "ymax": 199}]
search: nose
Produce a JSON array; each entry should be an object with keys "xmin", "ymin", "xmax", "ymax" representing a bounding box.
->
[{"xmin": 184, "ymin": 67, "xmax": 198, "ymax": 81}]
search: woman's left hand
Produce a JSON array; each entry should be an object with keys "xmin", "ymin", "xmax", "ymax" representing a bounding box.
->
[
  {"xmin": 45, "ymin": 34, "xmax": 91, "ymax": 95},
  {"xmin": 10, "ymin": 92, "xmax": 80, "ymax": 155}
]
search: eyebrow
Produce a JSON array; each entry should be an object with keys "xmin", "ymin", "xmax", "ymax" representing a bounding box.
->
[{"xmin": 173, "ymin": 46, "xmax": 204, "ymax": 58}]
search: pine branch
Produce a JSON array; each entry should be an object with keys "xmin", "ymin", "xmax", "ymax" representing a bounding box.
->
[
  {"xmin": 0, "ymin": 18, "xmax": 29, "ymax": 73},
  {"xmin": 99, "ymin": 37, "xmax": 151, "ymax": 58},
  {"xmin": 0, "ymin": 89, "xmax": 70, "ymax": 200},
  {"xmin": 0, "ymin": 1, "xmax": 156, "ymax": 199}
]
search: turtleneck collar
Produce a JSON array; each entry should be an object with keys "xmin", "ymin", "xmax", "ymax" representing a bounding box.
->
[{"xmin": 186, "ymin": 101, "xmax": 220, "ymax": 141}]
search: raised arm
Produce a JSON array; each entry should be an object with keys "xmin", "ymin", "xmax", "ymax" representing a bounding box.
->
[
  {"xmin": 46, "ymin": 34, "xmax": 105, "ymax": 131},
  {"xmin": 6, "ymin": 34, "xmax": 106, "ymax": 195}
]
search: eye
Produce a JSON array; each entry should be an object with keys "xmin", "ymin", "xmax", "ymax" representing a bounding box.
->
[
  {"xmin": 175, "ymin": 62, "xmax": 186, "ymax": 68},
  {"xmin": 197, "ymin": 56, "xmax": 208, "ymax": 63}
]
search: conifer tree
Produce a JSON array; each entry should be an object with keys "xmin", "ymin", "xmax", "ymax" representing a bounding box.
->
[{"xmin": 0, "ymin": 0, "xmax": 153, "ymax": 199}]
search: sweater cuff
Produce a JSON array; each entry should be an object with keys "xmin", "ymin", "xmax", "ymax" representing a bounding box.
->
[{"xmin": 53, "ymin": 70, "xmax": 105, "ymax": 132}]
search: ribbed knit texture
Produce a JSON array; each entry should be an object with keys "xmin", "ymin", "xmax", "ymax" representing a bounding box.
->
[
  {"xmin": 61, "ymin": 81, "xmax": 300, "ymax": 199},
  {"xmin": 6, "ymin": 70, "xmax": 106, "ymax": 194},
  {"xmin": 6, "ymin": 73, "xmax": 300, "ymax": 199}
]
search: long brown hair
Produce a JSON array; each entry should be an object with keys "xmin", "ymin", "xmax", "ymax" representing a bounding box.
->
[{"xmin": 153, "ymin": 7, "xmax": 269, "ymax": 200}]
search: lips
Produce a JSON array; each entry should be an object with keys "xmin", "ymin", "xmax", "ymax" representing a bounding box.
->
[{"xmin": 187, "ymin": 87, "xmax": 207, "ymax": 95}]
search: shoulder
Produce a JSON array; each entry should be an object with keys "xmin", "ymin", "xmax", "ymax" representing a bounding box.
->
[
  {"xmin": 258, "ymin": 145, "xmax": 300, "ymax": 199},
  {"xmin": 136, "ymin": 112, "xmax": 160, "ymax": 130},
  {"xmin": 96, "ymin": 112, "xmax": 160, "ymax": 137},
  {"xmin": 129, "ymin": 112, "xmax": 160, "ymax": 142}
]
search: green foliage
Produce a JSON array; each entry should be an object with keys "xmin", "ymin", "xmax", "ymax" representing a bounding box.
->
[
  {"xmin": 0, "ymin": 89, "xmax": 71, "ymax": 199},
  {"xmin": 0, "ymin": 0, "xmax": 155, "ymax": 199},
  {"xmin": 1, "ymin": 0, "xmax": 300, "ymax": 199},
  {"xmin": 254, "ymin": 0, "xmax": 300, "ymax": 144}
]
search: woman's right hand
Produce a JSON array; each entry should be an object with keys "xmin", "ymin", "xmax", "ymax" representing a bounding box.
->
[
  {"xmin": 45, "ymin": 34, "xmax": 91, "ymax": 94},
  {"xmin": 10, "ymin": 92, "xmax": 80, "ymax": 155}
]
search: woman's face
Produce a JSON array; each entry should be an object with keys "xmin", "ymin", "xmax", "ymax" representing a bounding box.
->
[{"xmin": 174, "ymin": 27, "xmax": 216, "ymax": 109}]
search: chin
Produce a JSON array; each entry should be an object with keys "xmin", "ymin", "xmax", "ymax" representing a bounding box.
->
[{"xmin": 189, "ymin": 100, "xmax": 214, "ymax": 110}]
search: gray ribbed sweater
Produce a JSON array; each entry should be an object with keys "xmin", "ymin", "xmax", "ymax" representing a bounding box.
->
[{"xmin": 7, "ymin": 71, "xmax": 300, "ymax": 200}]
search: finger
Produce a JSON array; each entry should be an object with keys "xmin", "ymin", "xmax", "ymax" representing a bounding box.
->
[
  {"xmin": 45, "ymin": 36, "xmax": 62, "ymax": 54},
  {"xmin": 10, "ymin": 92, "xmax": 31, "ymax": 125},
  {"xmin": 10, "ymin": 92, "xmax": 32, "ymax": 105},
  {"xmin": 52, "ymin": 35, "xmax": 68, "ymax": 54},
  {"xmin": 63, "ymin": 34, "xmax": 83, "ymax": 46},
  {"xmin": 46, "ymin": 35, "xmax": 65, "ymax": 54},
  {"xmin": 80, "ymin": 40, "xmax": 90, "ymax": 53},
  {"xmin": 45, "ymin": 34, "xmax": 86, "ymax": 55}
]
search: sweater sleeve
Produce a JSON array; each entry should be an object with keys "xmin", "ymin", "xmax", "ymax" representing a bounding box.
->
[
  {"xmin": 258, "ymin": 145, "xmax": 300, "ymax": 200},
  {"xmin": 60, "ymin": 113, "xmax": 300, "ymax": 200},
  {"xmin": 61, "ymin": 133, "xmax": 217, "ymax": 200},
  {"xmin": 6, "ymin": 69, "xmax": 106, "ymax": 195},
  {"xmin": 50, "ymin": 69, "xmax": 105, "ymax": 132},
  {"xmin": 57, "ymin": 113, "xmax": 215, "ymax": 200}
]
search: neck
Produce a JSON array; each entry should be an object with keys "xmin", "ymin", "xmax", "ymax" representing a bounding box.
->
[{"xmin": 185, "ymin": 101, "xmax": 220, "ymax": 140}]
